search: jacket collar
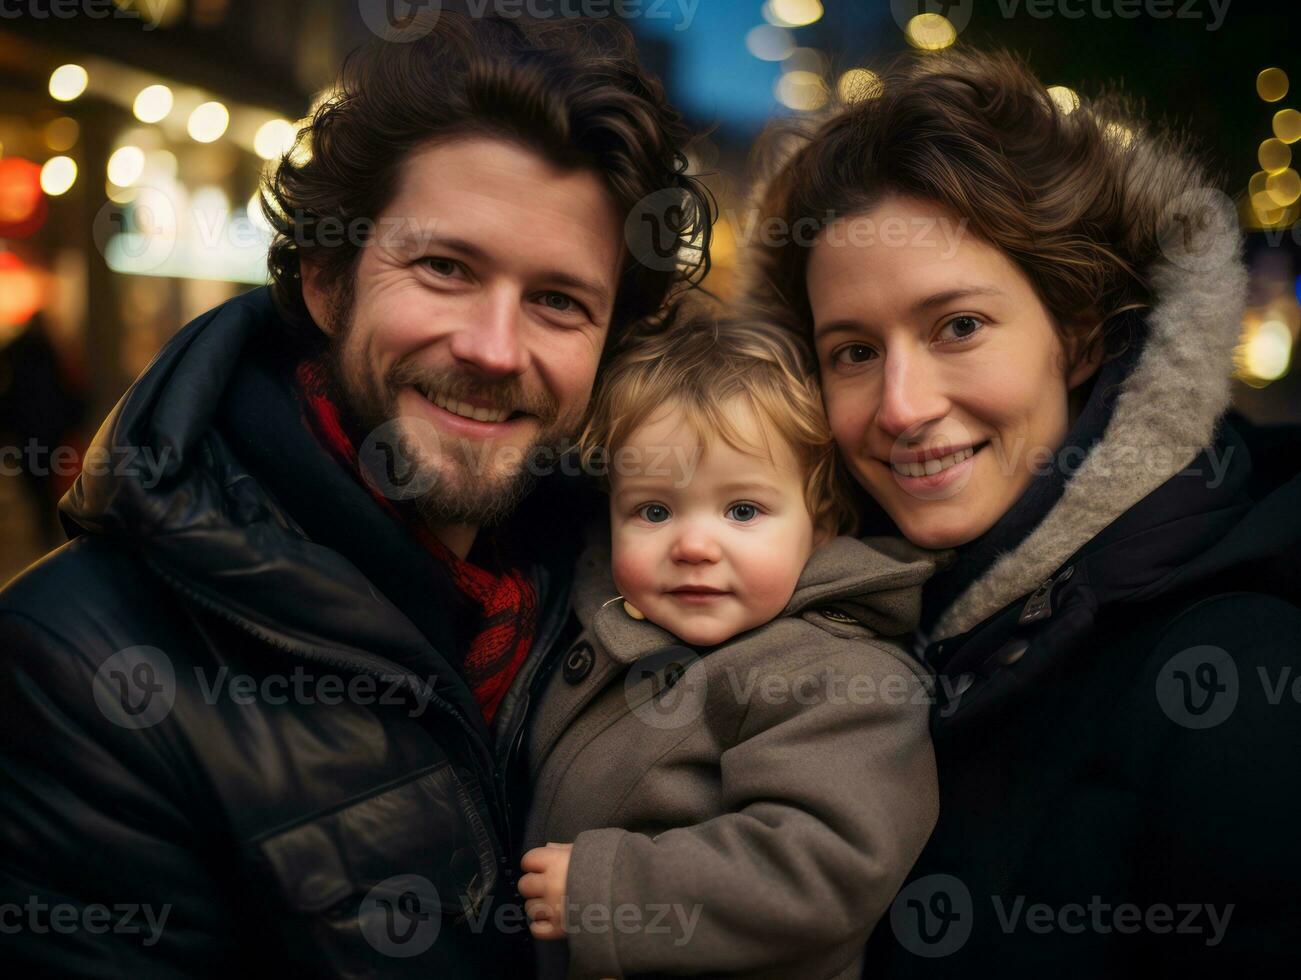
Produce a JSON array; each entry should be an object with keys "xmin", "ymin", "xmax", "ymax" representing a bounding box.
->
[
  {"xmin": 574, "ymin": 525, "xmax": 941, "ymax": 664},
  {"xmin": 59, "ymin": 288, "xmax": 592, "ymax": 728}
]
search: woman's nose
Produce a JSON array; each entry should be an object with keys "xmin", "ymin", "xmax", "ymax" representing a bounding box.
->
[{"xmin": 875, "ymin": 348, "xmax": 951, "ymax": 440}]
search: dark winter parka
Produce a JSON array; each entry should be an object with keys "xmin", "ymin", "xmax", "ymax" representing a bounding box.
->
[
  {"xmin": 0, "ymin": 287, "xmax": 593, "ymax": 977},
  {"xmin": 863, "ymin": 188, "xmax": 1301, "ymax": 976}
]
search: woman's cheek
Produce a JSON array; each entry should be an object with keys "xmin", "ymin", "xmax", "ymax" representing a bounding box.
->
[{"xmin": 827, "ymin": 392, "xmax": 874, "ymax": 479}]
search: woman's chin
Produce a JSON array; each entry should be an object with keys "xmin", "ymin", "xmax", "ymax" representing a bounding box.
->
[{"xmin": 891, "ymin": 509, "xmax": 988, "ymax": 551}]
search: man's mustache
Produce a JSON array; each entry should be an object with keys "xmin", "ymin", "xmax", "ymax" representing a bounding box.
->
[{"xmin": 387, "ymin": 362, "xmax": 558, "ymax": 422}]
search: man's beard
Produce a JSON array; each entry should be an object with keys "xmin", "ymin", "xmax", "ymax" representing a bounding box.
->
[{"xmin": 319, "ymin": 277, "xmax": 580, "ymax": 530}]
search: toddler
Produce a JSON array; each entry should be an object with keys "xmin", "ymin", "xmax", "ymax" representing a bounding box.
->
[{"xmin": 518, "ymin": 308, "xmax": 942, "ymax": 979}]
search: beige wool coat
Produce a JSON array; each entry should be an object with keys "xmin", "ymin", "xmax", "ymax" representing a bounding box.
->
[{"xmin": 523, "ymin": 531, "xmax": 943, "ymax": 979}]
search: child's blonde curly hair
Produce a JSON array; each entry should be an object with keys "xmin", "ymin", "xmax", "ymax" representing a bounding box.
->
[{"xmin": 578, "ymin": 302, "xmax": 857, "ymax": 538}]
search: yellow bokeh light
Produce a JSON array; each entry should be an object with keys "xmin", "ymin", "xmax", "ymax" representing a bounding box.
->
[
  {"xmin": 1257, "ymin": 68, "xmax": 1289, "ymax": 103},
  {"xmin": 44, "ymin": 117, "xmax": 79, "ymax": 152},
  {"xmin": 1259, "ymin": 138, "xmax": 1291, "ymax": 174},
  {"xmin": 107, "ymin": 146, "xmax": 146, "ymax": 187},
  {"xmin": 1273, "ymin": 108, "xmax": 1301, "ymax": 144},
  {"xmin": 254, "ymin": 119, "xmax": 297, "ymax": 161},
  {"xmin": 133, "ymin": 85, "xmax": 174, "ymax": 124},
  {"xmin": 1265, "ymin": 168, "xmax": 1301, "ymax": 206},
  {"xmin": 40, "ymin": 156, "xmax": 78, "ymax": 196},
  {"xmin": 770, "ymin": 0, "xmax": 823, "ymax": 28},
  {"xmin": 1047, "ymin": 86, "xmax": 1080, "ymax": 115},
  {"xmin": 1243, "ymin": 320, "xmax": 1292, "ymax": 381},
  {"xmin": 775, "ymin": 71, "xmax": 829, "ymax": 112},
  {"xmin": 49, "ymin": 64, "xmax": 88, "ymax": 102},
  {"xmin": 188, "ymin": 101, "xmax": 230, "ymax": 143},
  {"xmin": 905, "ymin": 14, "xmax": 956, "ymax": 51},
  {"xmin": 838, "ymin": 69, "xmax": 884, "ymax": 104},
  {"xmin": 1103, "ymin": 121, "xmax": 1135, "ymax": 148}
]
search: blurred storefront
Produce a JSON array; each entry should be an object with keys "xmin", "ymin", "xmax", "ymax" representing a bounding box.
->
[{"xmin": 0, "ymin": 0, "xmax": 353, "ymax": 580}]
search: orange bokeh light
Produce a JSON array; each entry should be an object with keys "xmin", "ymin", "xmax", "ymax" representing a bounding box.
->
[{"xmin": 0, "ymin": 158, "xmax": 49, "ymax": 238}]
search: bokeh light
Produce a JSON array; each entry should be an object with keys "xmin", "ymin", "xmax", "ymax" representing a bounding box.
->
[
  {"xmin": 769, "ymin": 0, "xmax": 823, "ymax": 28},
  {"xmin": 133, "ymin": 85, "xmax": 175, "ymax": 124},
  {"xmin": 107, "ymin": 146, "xmax": 146, "ymax": 187},
  {"xmin": 1048, "ymin": 86, "xmax": 1080, "ymax": 114},
  {"xmin": 905, "ymin": 14, "xmax": 956, "ymax": 51},
  {"xmin": 1257, "ymin": 68, "xmax": 1289, "ymax": 103},
  {"xmin": 746, "ymin": 25, "xmax": 795, "ymax": 62},
  {"xmin": 40, "ymin": 156, "xmax": 78, "ymax": 196},
  {"xmin": 1273, "ymin": 108, "xmax": 1301, "ymax": 144},
  {"xmin": 188, "ymin": 101, "xmax": 230, "ymax": 143},
  {"xmin": 253, "ymin": 119, "xmax": 297, "ymax": 161},
  {"xmin": 838, "ymin": 69, "xmax": 883, "ymax": 104},
  {"xmin": 48, "ymin": 64, "xmax": 88, "ymax": 102},
  {"xmin": 1259, "ymin": 138, "xmax": 1291, "ymax": 174}
]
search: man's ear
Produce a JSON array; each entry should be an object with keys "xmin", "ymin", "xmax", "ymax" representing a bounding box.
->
[{"xmin": 297, "ymin": 253, "xmax": 336, "ymax": 338}]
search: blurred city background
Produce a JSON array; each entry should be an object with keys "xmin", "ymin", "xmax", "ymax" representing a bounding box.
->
[{"xmin": 1, "ymin": 0, "xmax": 1297, "ymax": 583}]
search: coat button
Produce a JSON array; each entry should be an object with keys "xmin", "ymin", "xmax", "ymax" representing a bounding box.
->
[
  {"xmin": 563, "ymin": 642, "xmax": 595, "ymax": 684},
  {"xmin": 996, "ymin": 639, "xmax": 1030, "ymax": 666}
]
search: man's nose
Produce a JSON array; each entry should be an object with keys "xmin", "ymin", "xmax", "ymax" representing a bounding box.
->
[
  {"xmin": 875, "ymin": 346, "xmax": 951, "ymax": 441},
  {"xmin": 446, "ymin": 286, "xmax": 528, "ymax": 378}
]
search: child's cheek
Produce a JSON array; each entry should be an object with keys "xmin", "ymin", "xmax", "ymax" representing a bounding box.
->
[
  {"xmin": 735, "ymin": 539, "xmax": 806, "ymax": 622},
  {"xmin": 610, "ymin": 534, "xmax": 657, "ymax": 609}
]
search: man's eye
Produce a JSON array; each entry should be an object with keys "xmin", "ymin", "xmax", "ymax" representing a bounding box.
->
[
  {"xmin": 638, "ymin": 504, "xmax": 671, "ymax": 523},
  {"xmin": 938, "ymin": 315, "xmax": 984, "ymax": 342},
  {"xmin": 833, "ymin": 343, "xmax": 877, "ymax": 365},
  {"xmin": 424, "ymin": 257, "xmax": 460, "ymax": 277},
  {"xmin": 726, "ymin": 503, "xmax": 759, "ymax": 522}
]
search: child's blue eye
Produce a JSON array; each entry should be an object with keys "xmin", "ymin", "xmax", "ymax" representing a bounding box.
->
[
  {"xmin": 640, "ymin": 504, "xmax": 671, "ymax": 523},
  {"xmin": 727, "ymin": 503, "xmax": 759, "ymax": 522}
]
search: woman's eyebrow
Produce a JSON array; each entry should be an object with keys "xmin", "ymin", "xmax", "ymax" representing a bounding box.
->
[
  {"xmin": 909, "ymin": 285, "xmax": 1005, "ymax": 316},
  {"xmin": 815, "ymin": 285, "xmax": 1007, "ymax": 340}
]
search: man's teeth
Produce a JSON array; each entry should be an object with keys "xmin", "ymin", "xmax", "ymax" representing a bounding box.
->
[
  {"xmin": 892, "ymin": 446, "xmax": 976, "ymax": 478},
  {"xmin": 424, "ymin": 387, "xmax": 512, "ymax": 423}
]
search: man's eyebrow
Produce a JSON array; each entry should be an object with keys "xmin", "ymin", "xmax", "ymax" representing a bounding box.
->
[{"xmin": 814, "ymin": 285, "xmax": 1006, "ymax": 340}]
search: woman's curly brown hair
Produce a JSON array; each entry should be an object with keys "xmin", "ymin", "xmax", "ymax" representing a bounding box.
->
[{"xmin": 745, "ymin": 47, "xmax": 1213, "ymax": 368}]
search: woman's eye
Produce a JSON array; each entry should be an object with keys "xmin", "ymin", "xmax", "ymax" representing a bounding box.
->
[
  {"xmin": 639, "ymin": 504, "xmax": 670, "ymax": 523},
  {"xmin": 727, "ymin": 503, "xmax": 759, "ymax": 523},
  {"xmin": 833, "ymin": 343, "xmax": 877, "ymax": 366},
  {"xmin": 938, "ymin": 315, "xmax": 984, "ymax": 342},
  {"xmin": 540, "ymin": 292, "xmax": 575, "ymax": 313}
]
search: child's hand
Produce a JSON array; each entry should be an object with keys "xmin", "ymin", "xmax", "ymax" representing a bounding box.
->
[{"xmin": 519, "ymin": 842, "xmax": 573, "ymax": 941}]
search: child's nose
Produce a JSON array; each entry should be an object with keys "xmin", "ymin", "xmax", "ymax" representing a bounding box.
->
[{"xmin": 670, "ymin": 526, "xmax": 721, "ymax": 564}]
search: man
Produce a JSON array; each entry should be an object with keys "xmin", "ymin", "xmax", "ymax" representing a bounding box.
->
[{"xmin": 0, "ymin": 14, "xmax": 709, "ymax": 976}]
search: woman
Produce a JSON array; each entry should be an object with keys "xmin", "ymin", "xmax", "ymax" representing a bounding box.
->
[{"xmin": 747, "ymin": 50, "xmax": 1301, "ymax": 976}]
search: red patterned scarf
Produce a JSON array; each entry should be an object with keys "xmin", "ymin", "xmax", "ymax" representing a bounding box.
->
[{"xmin": 294, "ymin": 357, "xmax": 536, "ymax": 726}]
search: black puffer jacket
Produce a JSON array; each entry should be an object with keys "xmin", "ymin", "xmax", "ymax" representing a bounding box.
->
[
  {"xmin": 864, "ymin": 212, "xmax": 1301, "ymax": 973},
  {"xmin": 0, "ymin": 287, "xmax": 589, "ymax": 977}
]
